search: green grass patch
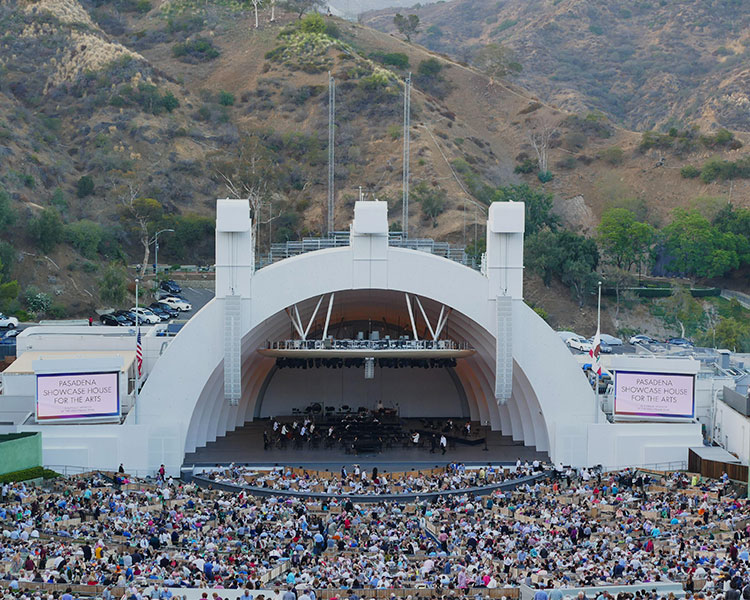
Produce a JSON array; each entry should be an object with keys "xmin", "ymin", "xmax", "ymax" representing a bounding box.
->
[{"xmin": 0, "ymin": 466, "xmax": 60, "ymax": 484}]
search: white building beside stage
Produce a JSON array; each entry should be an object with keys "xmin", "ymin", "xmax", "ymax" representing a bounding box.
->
[{"xmin": 0, "ymin": 199, "xmax": 712, "ymax": 475}]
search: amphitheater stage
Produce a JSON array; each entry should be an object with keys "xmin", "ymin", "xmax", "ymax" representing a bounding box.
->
[{"xmin": 183, "ymin": 420, "xmax": 549, "ymax": 468}]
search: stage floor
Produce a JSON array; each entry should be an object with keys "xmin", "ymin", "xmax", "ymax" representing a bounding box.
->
[{"xmin": 183, "ymin": 421, "xmax": 549, "ymax": 468}]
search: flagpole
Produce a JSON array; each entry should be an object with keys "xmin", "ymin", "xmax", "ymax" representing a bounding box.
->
[
  {"xmin": 595, "ymin": 280, "xmax": 602, "ymax": 424},
  {"xmin": 135, "ymin": 277, "xmax": 139, "ymax": 426}
]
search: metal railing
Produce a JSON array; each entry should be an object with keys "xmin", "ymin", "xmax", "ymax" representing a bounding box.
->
[
  {"xmin": 599, "ymin": 460, "xmax": 687, "ymax": 473},
  {"xmin": 265, "ymin": 338, "xmax": 472, "ymax": 351},
  {"xmin": 256, "ymin": 232, "xmax": 480, "ymax": 270},
  {"xmin": 44, "ymin": 464, "xmax": 158, "ymax": 479}
]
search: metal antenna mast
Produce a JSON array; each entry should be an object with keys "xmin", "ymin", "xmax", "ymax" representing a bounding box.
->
[
  {"xmin": 402, "ymin": 72, "xmax": 411, "ymax": 238},
  {"xmin": 327, "ymin": 72, "xmax": 336, "ymax": 236}
]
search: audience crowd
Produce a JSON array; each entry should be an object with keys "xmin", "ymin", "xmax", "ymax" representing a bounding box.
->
[{"xmin": 0, "ymin": 464, "xmax": 747, "ymax": 600}]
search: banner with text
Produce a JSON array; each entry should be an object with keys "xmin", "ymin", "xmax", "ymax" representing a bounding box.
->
[
  {"xmin": 36, "ymin": 372, "xmax": 120, "ymax": 421},
  {"xmin": 614, "ymin": 371, "xmax": 695, "ymax": 419}
]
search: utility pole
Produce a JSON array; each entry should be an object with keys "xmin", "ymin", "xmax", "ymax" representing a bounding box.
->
[
  {"xmin": 402, "ymin": 73, "xmax": 411, "ymax": 238},
  {"xmin": 327, "ymin": 72, "xmax": 335, "ymax": 236}
]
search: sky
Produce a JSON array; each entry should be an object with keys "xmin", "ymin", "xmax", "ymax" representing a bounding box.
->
[{"xmin": 327, "ymin": 0, "xmax": 441, "ymax": 19}]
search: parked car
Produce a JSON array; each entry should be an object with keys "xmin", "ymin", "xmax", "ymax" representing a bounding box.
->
[
  {"xmin": 667, "ymin": 337, "xmax": 694, "ymax": 347},
  {"xmin": 113, "ymin": 310, "xmax": 137, "ymax": 325},
  {"xmin": 129, "ymin": 307, "xmax": 160, "ymax": 324},
  {"xmin": 629, "ymin": 334, "xmax": 657, "ymax": 345},
  {"xmin": 589, "ymin": 338, "xmax": 613, "ymax": 353},
  {"xmin": 599, "ymin": 334, "xmax": 623, "ymax": 346},
  {"xmin": 101, "ymin": 313, "xmax": 128, "ymax": 326},
  {"xmin": 160, "ymin": 279, "xmax": 182, "ymax": 295},
  {"xmin": 147, "ymin": 305, "xmax": 171, "ymax": 321},
  {"xmin": 0, "ymin": 329, "xmax": 19, "ymax": 344},
  {"xmin": 160, "ymin": 296, "xmax": 192, "ymax": 311},
  {"xmin": 151, "ymin": 302, "xmax": 179, "ymax": 319},
  {"xmin": 557, "ymin": 331, "xmax": 577, "ymax": 344},
  {"xmin": 567, "ymin": 335, "xmax": 593, "ymax": 352},
  {"xmin": 0, "ymin": 313, "xmax": 18, "ymax": 329}
]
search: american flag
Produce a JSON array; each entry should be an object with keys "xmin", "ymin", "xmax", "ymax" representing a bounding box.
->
[{"xmin": 136, "ymin": 328, "xmax": 143, "ymax": 377}]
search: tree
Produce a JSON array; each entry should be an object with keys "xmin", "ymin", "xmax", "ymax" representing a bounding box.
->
[
  {"xmin": 269, "ymin": 0, "xmax": 276, "ymax": 21},
  {"xmin": 0, "ymin": 187, "xmax": 15, "ymax": 231},
  {"xmin": 661, "ymin": 208, "xmax": 745, "ymax": 279},
  {"xmin": 491, "ymin": 184, "xmax": 558, "ymax": 237},
  {"xmin": 0, "ymin": 253, "xmax": 19, "ymax": 309},
  {"xmin": 215, "ymin": 134, "xmax": 282, "ymax": 259},
  {"xmin": 597, "ymin": 207, "xmax": 655, "ymax": 273},
  {"xmin": 28, "ymin": 208, "xmax": 64, "ymax": 254},
  {"xmin": 411, "ymin": 181, "xmax": 446, "ymax": 227},
  {"xmin": 250, "ymin": 0, "xmax": 263, "ymax": 28},
  {"xmin": 662, "ymin": 286, "xmax": 704, "ymax": 338},
  {"xmin": 76, "ymin": 175, "xmax": 95, "ymax": 198},
  {"xmin": 707, "ymin": 317, "xmax": 750, "ymax": 352},
  {"xmin": 66, "ymin": 220, "xmax": 104, "ymax": 259},
  {"xmin": 120, "ymin": 185, "xmax": 164, "ymax": 279},
  {"xmin": 525, "ymin": 229, "xmax": 559, "ymax": 286},
  {"xmin": 281, "ymin": 0, "xmax": 324, "ymax": 19},
  {"xmin": 99, "ymin": 263, "xmax": 128, "ymax": 306},
  {"xmin": 557, "ymin": 231, "xmax": 600, "ymax": 307},
  {"xmin": 599, "ymin": 265, "xmax": 636, "ymax": 327},
  {"xmin": 473, "ymin": 43, "xmax": 522, "ymax": 82},
  {"xmin": 714, "ymin": 203, "xmax": 750, "ymax": 235},
  {"xmin": 526, "ymin": 115, "xmax": 559, "ymax": 175},
  {"xmin": 393, "ymin": 13, "xmax": 420, "ymax": 42}
]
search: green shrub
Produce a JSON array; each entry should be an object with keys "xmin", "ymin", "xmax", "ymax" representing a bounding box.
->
[
  {"xmin": 370, "ymin": 51, "xmax": 409, "ymax": 69},
  {"xmin": 0, "ymin": 187, "xmax": 16, "ymax": 231},
  {"xmin": 0, "ymin": 466, "xmax": 60, "ymax": 484},
  {"xmin": 172, "ymin": 38, "xmax": 220, "ymax": 62},
  {"xmin": 600, "ymin": 146, "xmax": 624, "ymax": 166},
  {"xmin": 161, "ymin": 91, "xmax": 179, "ymax": 112},
  {"xmin": 324, "ymin": 20, "xmax": 341, "ymax": 39},
  {"xmin": 494, "ymin": 18, "xmax": 518, "ymax": 34},
  {"xmin": 76, "ymin": 175, "xmax": 95, "ymax": 198},
  {"xmin": 417, "ymin": 58, "xmax": 442, "ymax": 78},
  {"xmin": 538, "ymin": 170, "xmax": 554, "ymax": 183},
  {"xmin": 218, "ymin": 90, "xmax": 235, "ymax": 106},
  {"xmin": 47, "ymin": 304, "xmax": 67, "ymax": 319},
  {"xmin": 13, "ymin": 309, "xmax": 31, "ymax": 322},
  {"xmin": 24, "ymin": 289, "xmax": 52, "ymax": 314},
  {"xmin": 299, "ymin": 13, "xmax": 325, "ymax": 34},
  {"xmin": 681, "ymin": 165, "xmax": 701, "ymax": 179},
  {"xmin": 700, "ymin": 128, "xmax": 742, "ymax": 149},
  {"xmin": 28, "ymin": 208, "xmax": 64, "ymax": 253},
  {"xmin": 699, "ymin": 156, "xmax": 750, "ymax": 183},
  {"xmin": 66, "ymin": 220, "xmax": 103, "ymax": 259},
  {"xmin": 556, "ymin": 156, "xmax": 577, "ymax": 170},
  {"xmin": 387, "ymin": 124, "xmax": 402, "ymax": 140}
]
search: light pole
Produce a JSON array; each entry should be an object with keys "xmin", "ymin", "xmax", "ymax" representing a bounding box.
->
[
  {"xmin": 151, "ymin": 229, "xmax": 174, "ymax": 275},
  {"xmin": 134, "ymin": 277, "xmax": 139, "ymax": 425},
  {"xmin": 595, "ymin": 280, "xmax": 602, "ymax": 424}
]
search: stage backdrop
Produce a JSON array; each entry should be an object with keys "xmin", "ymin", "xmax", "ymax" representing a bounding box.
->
[{"xmin": 258, "ymin": 364, "xmax": 469, "ymax": 418}]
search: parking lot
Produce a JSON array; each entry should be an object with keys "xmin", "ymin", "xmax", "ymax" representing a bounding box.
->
[{"xmin": 177, "ymin": 286, "xmax": 215, "ymax": 316}]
